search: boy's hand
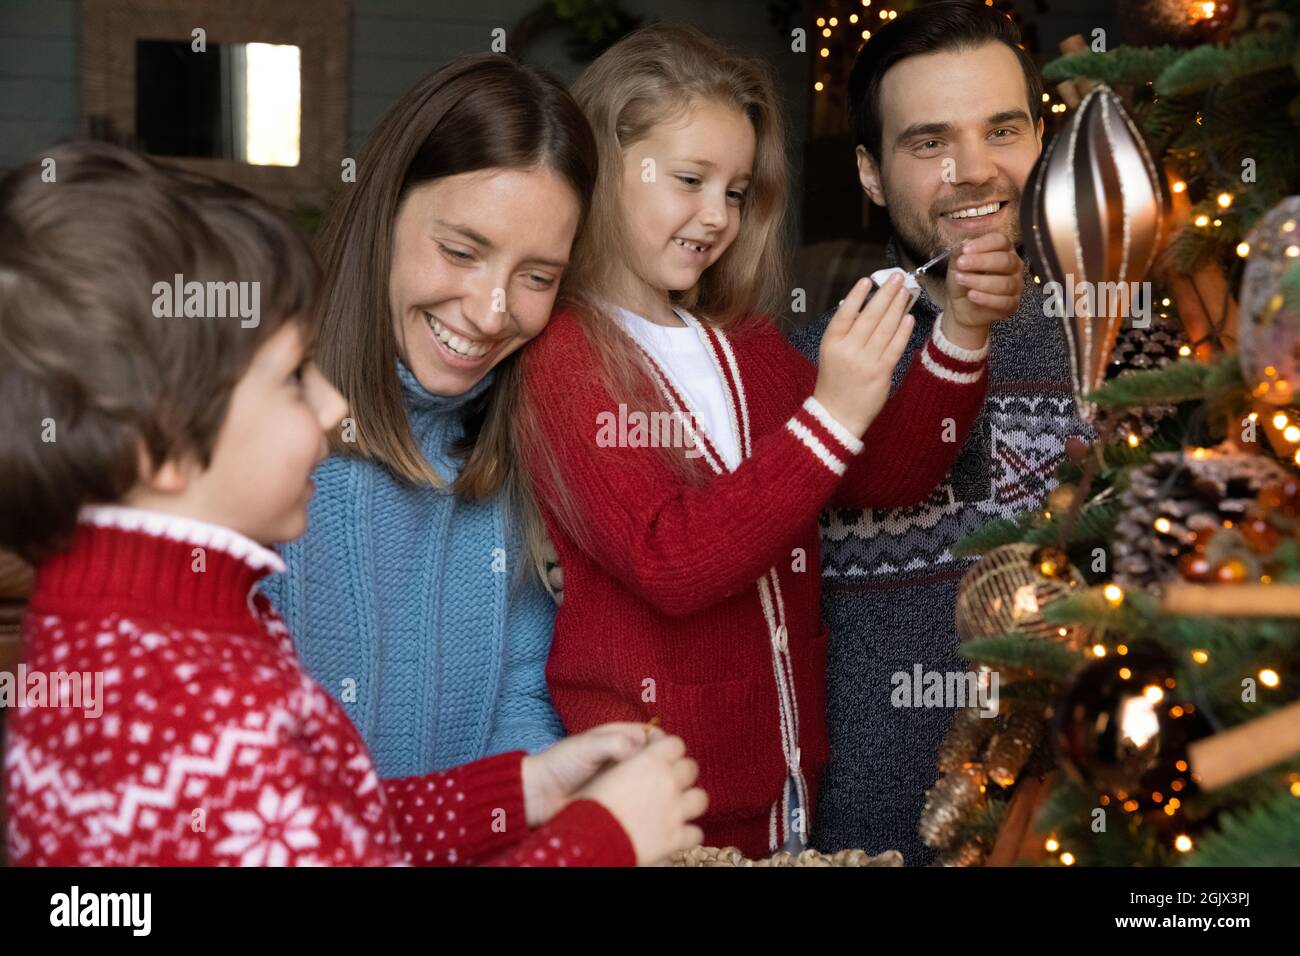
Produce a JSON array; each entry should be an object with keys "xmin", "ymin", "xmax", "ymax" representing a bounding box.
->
[
  {"xmin": 943, "ymin": 232, "xmax": 1023, "ymax": 350},
  {"xmin": 813, "ymin": 272, "xmax": 915, "ymax": 437},
  {"xmin": 521, "ymin": 722, "xmax": 663, "ymax": 826},
  {"xmin": 576, "ymin": 734, "xmax": 708, "ymax": 866}
]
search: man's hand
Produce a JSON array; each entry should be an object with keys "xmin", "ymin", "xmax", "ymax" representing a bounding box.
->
[{"xmin": 942, "ymin": 232, "xmax": 1023, "ymax": 351}]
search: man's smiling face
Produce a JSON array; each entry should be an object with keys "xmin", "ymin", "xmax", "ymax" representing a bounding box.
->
[{"xmin": 858, "ymin": 41, "xmax": 1043, "ymax": 276}]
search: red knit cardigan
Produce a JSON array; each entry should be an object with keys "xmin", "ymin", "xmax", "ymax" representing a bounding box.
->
[
  {"xmin": 520, "ymin": 307, "xmax": 989, "ymax": 858},
  {"xmin": 3, "ymin": 512, "xmax": 635, "ymax": 866}
]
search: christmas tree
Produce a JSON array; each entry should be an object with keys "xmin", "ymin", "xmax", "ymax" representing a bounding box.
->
[{"xmin": 921, "ymin": 0, "xmax": 1300, "ymax": 866}]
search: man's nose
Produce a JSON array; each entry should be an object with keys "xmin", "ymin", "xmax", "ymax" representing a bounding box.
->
[{"xmin": 950, "ymin": 138, "xmax": 998, "ymax": 187}]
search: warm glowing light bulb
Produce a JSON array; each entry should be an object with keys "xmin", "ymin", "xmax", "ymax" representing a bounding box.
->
[
  {"xmin": 1178, "ymin": 345, "xmax": 1192, "ymax": 356},
  {"xmin": 1217, "ymin": 192, "xmax": 1232, "ymax": 208},
  {"xmin": 814, "ymin": 81, "xmax": 824, "ymax": 91},
  {"xmin": 1104, "ymin": 584, "xmax": 1124, "ymax": 607},
  {"xmin": 1060, "ymin": 852, "xmax": 1075, "ymax": 866},
  {"xmin": 1175, "ymin": 834, "xmax": 1194, "ymax": 852},
  {"xmin": 1154, "ymin": 517, "xmax": 1172, "ymax": 533},
  {"xmin": 1144, "ymin": 684, "xmax": 1165, "ymax": 703},
  {"xmin": 1286, "ymin": 426, "xmax": 1300, "ymax": 443},
  {"xmin": 1172, "ymin": 180, "xmax": 1187, "ymax": 193},
  {"xmin": 1273, "ymin": 412, "xmax": 1289, "ymax": 429},
  {"xmin": 1044, "ymin": 837, "xmax": 1059, "ymax": 852},
  {"xmin": 1194, "ymin": 214, "xmax": 1210, "ymax": 227},
  {"xmin": 1192, "ymin": 649, "xmax": 1209, "ymax": 664},
  {"xmin": 1260, "ymin": 669, "xmax": 1280, "ymax": 688},
  {"xmin": 1127, "ymin": 433, "xmax": 1140, "ymax": 447},
  {"xmin": 1092, "ymin": 644, "xmax": 1107, "ymax": 658}
]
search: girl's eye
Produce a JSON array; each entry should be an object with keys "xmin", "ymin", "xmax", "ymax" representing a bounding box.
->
[
  {"xmin": 526, "ymin": 273, "xmax": 556, "ymax": 290},
  {"xmin": 289, "ymin": 362, "xmax": 307, "ymax": 385},
  {"xmin": 439, "ymin": 243, "xmax": 475, "ymax": 263},
  {"xmin": 674, "ymin": 175, "xmax": 702, "ymax": 187},
  {"xmin": 727, "ymin": 190, "xmax": 747, "ymax": 205}
]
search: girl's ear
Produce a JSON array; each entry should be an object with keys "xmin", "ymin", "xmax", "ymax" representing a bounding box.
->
[{"xmin": 855, "ymin": 146, "xmax": 887, "ymax": 207}]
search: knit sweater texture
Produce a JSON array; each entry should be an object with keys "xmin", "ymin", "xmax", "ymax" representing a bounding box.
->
[
  {"xmin": 520, "ymin": 307, "xmax": 989, "ymax": 858},
  {"xmin": 787, "ymin": 240, "xmax": 1091, "ymax": 865},
  {"xmin": 261, "ymin": 361, "xmax": 563, "ymax": 779},
  {"xmin": 3, "ymin": 507, "xmax": 633, "ymax": 866}
]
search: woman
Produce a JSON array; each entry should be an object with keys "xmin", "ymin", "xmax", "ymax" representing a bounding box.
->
[{"xmin": 261, "ymin": 54, "xmax": 593, "ymax": 777}]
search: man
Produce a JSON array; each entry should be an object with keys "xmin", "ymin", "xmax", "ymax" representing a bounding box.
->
[{"xmin": 789, "ymin": 1, "xmax": 1090, "ymax": 864}]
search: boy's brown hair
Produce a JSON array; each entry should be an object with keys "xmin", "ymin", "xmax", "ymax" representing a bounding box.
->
[{"xmin": 0, "ymin": 141, "xmax": 320, "ymax": 564}]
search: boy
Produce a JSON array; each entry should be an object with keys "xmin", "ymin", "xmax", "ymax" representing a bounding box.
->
[{"xmin": 0, "ymin": 142, "xmax": 706, "ymax": 866}]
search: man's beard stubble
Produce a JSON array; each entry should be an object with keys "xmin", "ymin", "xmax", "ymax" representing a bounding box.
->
[{"xmin": 882, "ymin": 177, "xmax": 1025, "ymax": 280}]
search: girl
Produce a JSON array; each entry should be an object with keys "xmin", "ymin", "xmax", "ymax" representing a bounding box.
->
[
  {"xmin": 516, "ymin": 25, "xmax": 995, "ymax": 858},
  {"xmin": 261, "ymin": 55, "xmax": 589, "ymax": 777}
]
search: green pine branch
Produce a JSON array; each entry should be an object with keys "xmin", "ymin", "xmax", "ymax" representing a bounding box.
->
[
  {"xmin": 1042, "ymin": 46, "xmax": 1183, "ymax": 86},
  {"xmin": 1088, "ymin": 355, "xmax": 1242, "ymax": 408},
  {"xmin": 1155, "ymin": 29, "xmax": 1296, "ymax": 97},
  {"xmin": 958, "ymin": 634, "xmax": 1084, "ymax": 683},
  {"xmin": 1184, "ymin": 789, "xmax": 1300, "ymax": 866}
]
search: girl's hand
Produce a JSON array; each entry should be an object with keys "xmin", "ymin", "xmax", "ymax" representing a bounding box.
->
[
  {"xmin": 576, "ymin": 733, "xmax": 708, "ymax": 866},
  {"xmin": 813, "ymin": 273, "xmax": 915, "ymax": 437},
  {"xmin": 521, "ymin": 722, "xmax": 664, "ymax": 826}
]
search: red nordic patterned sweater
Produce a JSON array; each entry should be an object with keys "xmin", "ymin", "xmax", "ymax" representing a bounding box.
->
[
  {"xmin": 520, "ymin": 307, "xmax": 990, "ymax": 859},
  {"xmin": 3, "ymin": 507, "xmax": 635, "ymax": 867}
]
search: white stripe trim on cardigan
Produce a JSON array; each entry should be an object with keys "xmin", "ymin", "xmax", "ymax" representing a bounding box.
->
[
  {"xmin": 785, "ymin": 419, "xmax": 847, "ymax": 476},
  {"xmin": 802, "ymin": 396, "xmax": 864, "ymax": 456}
]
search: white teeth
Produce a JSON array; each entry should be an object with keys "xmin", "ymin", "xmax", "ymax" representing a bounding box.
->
[
  {"xmin": 425, "ymin": 313, "xmax": 489, "ymax": 358},
  {"xmin": 673, "ymin": 237, "xmax": 707, "ymax": 254},
  {"xmin": 947, "ymin": 202, "xmax": 1001, "ymax": 220}
]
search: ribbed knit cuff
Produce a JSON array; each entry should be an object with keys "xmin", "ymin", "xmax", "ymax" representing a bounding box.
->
[
  {"xmin": 785, "ymin": 396, "xmax": 867, "ymax": 477},
  {"xmin": 921, "ymin": 313, "xmax": 988, "ymax": 384},
  {"xmin": 535, "ymin": 798, "xmax": 638, "ymax": 866},
  {"xmin": 446, "ymin": 749, "xmax": 529, "ymax": 858}
]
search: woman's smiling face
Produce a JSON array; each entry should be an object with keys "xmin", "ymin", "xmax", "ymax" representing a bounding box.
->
[{"xmin": 388, "ymin": 166, "xmax": 582, "ymax": 395}]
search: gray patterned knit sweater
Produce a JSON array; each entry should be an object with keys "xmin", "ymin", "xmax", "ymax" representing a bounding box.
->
[{"xmin": 787, "ymin": 240, "xmax": 1091, "ymax": 865}]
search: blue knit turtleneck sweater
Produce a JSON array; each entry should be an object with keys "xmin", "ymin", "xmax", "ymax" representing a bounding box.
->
[{"xmin": 259, "ymin": 360, "xmax": 563, "ymax": 778}]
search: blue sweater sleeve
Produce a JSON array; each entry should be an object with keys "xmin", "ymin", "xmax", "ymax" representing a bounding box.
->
[{"xmin": 486, "ymin": 570, "xmax": 564, "ymax": 755}]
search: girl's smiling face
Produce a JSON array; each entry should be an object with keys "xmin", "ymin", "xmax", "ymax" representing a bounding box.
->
[
  {"xmin": 618, "ymin": 100, "xmax": 755, "ymax": 312},
  {"xmin": 389, "ymin": 166, "xmax": 582, "ymax": 396}
]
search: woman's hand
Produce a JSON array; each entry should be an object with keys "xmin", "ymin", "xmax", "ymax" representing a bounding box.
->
[
  {"xmin": 541, "ymin": 533, "xmax": 563, "ymax": 606},
  {"xmin": 521, "ymin": 722, "xmax": 663, "ymax": 826}
]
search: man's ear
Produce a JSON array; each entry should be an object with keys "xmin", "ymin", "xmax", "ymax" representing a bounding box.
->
[{"xmin": 856, "ymin": 145, "xmax": 887, "ymax": 207}]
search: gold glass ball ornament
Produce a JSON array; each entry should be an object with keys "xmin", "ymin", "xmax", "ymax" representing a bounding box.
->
[{"xmin": 956, "ymin": 543, "xmax": 1089, "ymax": 647}]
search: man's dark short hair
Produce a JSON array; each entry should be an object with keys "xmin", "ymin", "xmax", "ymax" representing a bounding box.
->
[{"xmin": 848, "ymin": 0, "xmax": 1044, "ymax": 160}]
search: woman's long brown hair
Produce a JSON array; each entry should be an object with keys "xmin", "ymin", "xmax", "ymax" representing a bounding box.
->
[{"xmin": 312, "ymin": 54, "xmax": 597, "ymax": 588}]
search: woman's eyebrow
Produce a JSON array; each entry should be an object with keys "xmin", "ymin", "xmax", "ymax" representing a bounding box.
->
[{"xmin": 434, "ymin": 219, "xmax": 492, "ymax": 247}]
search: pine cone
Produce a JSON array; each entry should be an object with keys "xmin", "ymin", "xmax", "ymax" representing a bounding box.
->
[
  {"xmin": 1112, "ymin": 445, "xmax": 1293, "ymax": 591},
  {"xmin": 1101, "ymin": 320, "xmax": 1187, "ymax": 442}
]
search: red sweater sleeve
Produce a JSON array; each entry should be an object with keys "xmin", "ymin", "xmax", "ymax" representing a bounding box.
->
[
  {"xmin": 382, "ymin": 752, "xmax": 635, "ymax": 866},
  {"xmin": 520, "ymin": 312, "xmax": 986, "ymax": 617},
  {"xmin": 779, "ymin": 316, "xmax": 989, "ymax": 508}
]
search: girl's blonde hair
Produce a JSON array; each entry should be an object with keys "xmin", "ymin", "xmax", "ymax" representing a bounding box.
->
[{"xmin": 515, "ymin": 23, "xmax": 792, "ymax": 583}]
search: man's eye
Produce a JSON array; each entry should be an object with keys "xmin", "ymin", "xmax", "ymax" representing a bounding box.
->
[
  {"xmin": 918, "ymin": 140, "xmax": 942, "ymax": 151},
  {"xmin": 991, "ymin": 128, "xmax": 1016, "ymax": 138}
]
